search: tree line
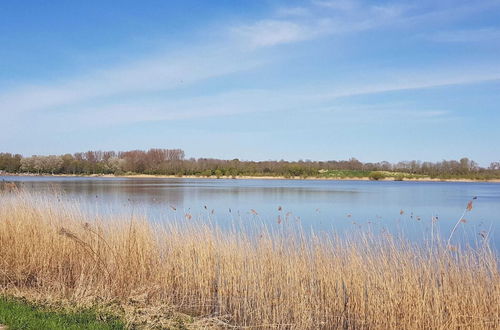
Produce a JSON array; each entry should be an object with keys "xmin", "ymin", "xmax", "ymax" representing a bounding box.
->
[{"xmin": 1, "ymin": 149, "xmax": 499, "ymax": 179}]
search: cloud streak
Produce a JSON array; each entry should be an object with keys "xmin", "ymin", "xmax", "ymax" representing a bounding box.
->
[
  {"xmin": 0, "ymin": 45, "xmax": 265, "ymax": 114},
  {"xmin": 232, "ymin": 0, "xmax": 500, "ymax": 48},
  {"xmin": 424, "ymin": 27, "xmax": 500, "ymax": 42},
  {"xmin": 231, "ymin": 2, "xmax": 407, "ymax": 48},
  {"xmin": 25, "ymin": 66, "xmax": 500, "ymax": 131}
]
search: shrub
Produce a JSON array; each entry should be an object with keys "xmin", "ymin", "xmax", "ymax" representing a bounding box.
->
[
  {"xmin": 394, "ymin": 174, "xmax": 405, "ymax": 181},
  {"xmin": 201, "ymin": 170, "xmax": 212, "ymax": 177},
  {"xmin": 369, "ymin": 171, "xmax": 386, "ymax": 180}
]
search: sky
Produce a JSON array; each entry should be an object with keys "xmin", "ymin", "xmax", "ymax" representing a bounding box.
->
[{"xmin": 1, "ymin": 0, "xmax": 500, "ymax": 165}]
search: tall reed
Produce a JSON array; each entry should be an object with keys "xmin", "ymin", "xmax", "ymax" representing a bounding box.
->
[{"xmin": 0, "ymin": 193, "xmax": 499, "ymax": 328}]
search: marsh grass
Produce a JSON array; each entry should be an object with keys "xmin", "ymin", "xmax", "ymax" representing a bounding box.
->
[{"xmin": 0, "ymin": 192, "xmax": 499, "ymax": 329}]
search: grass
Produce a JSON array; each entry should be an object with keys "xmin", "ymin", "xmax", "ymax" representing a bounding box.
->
[
  {"xmin": 0, "ymin": 192, "xmax": 499, "ymax": 329},
  {"xmin": 319, "ymin": 169, "xmax": 372, "ymax": 178},
  {"xmin": 0, "ymin": 296, "xmax": 124, "ymax": 329},
  {"xmin": 318, "ymin": 169, "xmax": 428, "ymax": 180}
]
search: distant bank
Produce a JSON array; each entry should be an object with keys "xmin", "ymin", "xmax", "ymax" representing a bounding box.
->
[{"xmin": 2, "ymin": 172, "xmax": 500, "ymax": 183}]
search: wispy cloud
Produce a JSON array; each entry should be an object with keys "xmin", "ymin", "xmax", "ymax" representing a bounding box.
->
[
  {"xmin": 311, "ymin": 0, "xmax": 358, "ymax": 11},
  {"xmin": 0, "ymin": 45, "xmax": 265, "ymax": 114},
  {"xmin": 424, "ymin": 27, "xmax": 500, "ymax": 42},
  {"xmin": 276, "ymin": 6, "xmax": 311, "ymax": 18},
  {"xmin": 232, "ymin": 0, "xmax": 500, "ymax": 49},
  {"xmin": 317, "ymin": 105, "xmax": 452, "ymax": 124},
  {"xmin": 312, "ymin": 68, "xmax": 500, "ymax": 101},
  {"xmin": 231, "ymin": 20, "xmax": 320, "ymax": 48},
  {"xmin": 60, "ymin": 89, "xmax": 282, "ymax": 127},
  {"xmin": 232, "ymin": 1, "xmax": 406, "ymax": 48},
  {"xmin": 3, "ymin": 53, "xmax": 500, "ymax": 132},
  {"xmin": 3, "ymin": 0, "xmax": 497, "ymax": 119},
  {"xmin": 1, "ymin": 0, "xmax": 500, "ymax": 134},
  {"xmin": 28, "ymin": 66, "xmax": 500, "ymax": 130}
]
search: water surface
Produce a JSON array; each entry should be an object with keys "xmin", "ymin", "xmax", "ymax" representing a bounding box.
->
[{"xmin": 2, "ymin": 176, "xmax": 499, "ymax": 248}]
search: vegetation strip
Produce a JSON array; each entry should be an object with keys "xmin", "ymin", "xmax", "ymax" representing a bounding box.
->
[{"xmin": 1, "ymin": 149, "xmax": 500, "ymax": 180}]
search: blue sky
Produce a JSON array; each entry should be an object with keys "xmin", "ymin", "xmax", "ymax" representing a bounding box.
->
[{"xmin": 1, "ymin": 0, "xmax": 499, "ymax": 165}]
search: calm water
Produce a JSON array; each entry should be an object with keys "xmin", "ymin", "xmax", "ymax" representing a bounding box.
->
[{"xmin": 2, "ymin": 176, "xmax": 499, "ymax": 249}]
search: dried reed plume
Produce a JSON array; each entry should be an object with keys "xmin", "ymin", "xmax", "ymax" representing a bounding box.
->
[{"xmin": 0, "ymin": 193, "xmax": 499, "ymax": 329}]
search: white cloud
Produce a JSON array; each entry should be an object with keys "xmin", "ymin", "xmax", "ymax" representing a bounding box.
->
[
  {"xmin": 231, "ymin": 20, "xmax": 317, "ymax": 47},
  {"xmin": 232, "ymin": 0, "xmax": 500, "ymax": 49},
  {"xmin": 0, "ymin": 45, "xmax": 265, "ymax": 114},
  {"xmin": 231, "ymin": 1, "xmax": 416, "ymax": 49},
  {"xmin": 312, "ymin": 69, "xmax": 500, "ymax": 101},
  {"xmin": 317, "ymin": 105, "xmax": 452, "ymax": 124},
  {"xmin": 64, "ymin": 89, "xmax": 280, "ymax": 126},
  {"xmin": 311, "ymin": 0, "xmax": 358, "ymax": 11},
  {"xmin": 276, "ymin": 7, "xmax": 311, "ymax": 17},
  {"xmin": 34, "ymin": 66, "xmax": 500, "ymax": 130},
  {"xmin": 425, "ymin": 27, "xmax": 500, "ymax": 42}
]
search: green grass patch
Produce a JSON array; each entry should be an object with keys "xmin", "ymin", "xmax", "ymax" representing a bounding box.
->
[
  {"xmin": 0, "ymin": 296, "xmax": 125, "ymax": 330},
  {"xmin": 318, "ymin": 170, "xmax": 429, "ymax": 180},
  {"xmin": 318, "ymin": 170, "xmax": 372, "ymax": 178}
]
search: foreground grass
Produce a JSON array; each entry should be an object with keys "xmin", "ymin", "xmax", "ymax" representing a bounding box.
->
[
  {"xmin": 0, "ymin": 193, "xmax": 499, "ymax": 329},
  {"xmin": 0, "ymin": 296, "xmax": 124, "ymax": 329}
]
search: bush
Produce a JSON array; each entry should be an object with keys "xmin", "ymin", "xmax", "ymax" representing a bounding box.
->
[
  {"xmin": 113, "ymin": 169, "xmax": 125, "ymax": 176},
  {"xmin": 394, "ymin": 174, "xmax": 405, "ymax": 181},
  {"xmin": 369, "ymin": 171, "xmax": 386, "ymax": 181},
  {"xmin": 201, "ymin": 170, "xmax": 212, "ymax": 177}
]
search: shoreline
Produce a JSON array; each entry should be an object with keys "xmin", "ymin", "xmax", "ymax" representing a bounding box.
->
[{"xmin": 2, "ymin": 172, "xmax": 500, "ymax": 183}]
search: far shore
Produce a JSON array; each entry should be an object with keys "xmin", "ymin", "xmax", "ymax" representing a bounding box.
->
[{"xmin": 2, "ymin": 172, "xmax": 500, "ymax": 183}]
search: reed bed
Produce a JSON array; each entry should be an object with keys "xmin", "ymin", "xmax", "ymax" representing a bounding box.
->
[{"xmin": 0, "ymin": 192, "xmax": 499, "ymax": 329}]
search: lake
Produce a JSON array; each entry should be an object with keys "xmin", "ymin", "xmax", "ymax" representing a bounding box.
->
[{"xmin": 1, "ymin": 176, "xmax": 499, "ymax": 249}]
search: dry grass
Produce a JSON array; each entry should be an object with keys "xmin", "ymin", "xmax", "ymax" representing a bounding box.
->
[{"xmin": 0, "ymin": 193, "xmax": 499, "ymax": 329}]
